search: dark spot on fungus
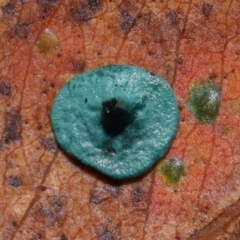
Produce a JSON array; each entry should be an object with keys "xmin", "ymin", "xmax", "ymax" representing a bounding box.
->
[
  {"xmin": 201, "ymin": 2, "xmax": 213, "ymax": 17},
  {"xmin": 2, "ymin": 1, "xmax": 15, "ymax": 15},
  {"xmin": 101, "ymin": 98, "xmax": 132, "ymax": 136},
  {"xmin": 8, "ymin": 175, "xmax": 22, "ymax": 187},
  {"xmin": 120, "ymin": 12, "xmax": 135, "ymax": 32},
  {"xmin": 90, "ymin": 190, "xmax": 102, "ymax": 204},
  {"xmin": 41, "ymin": 89, "xmax": 47, "ymax": 95},
  {"xmin": 13, "ymin": 23, "xmax": 29, "ymax": 39},
  {"xmin": 39, "ymin": 137, "xmax": 58, "ymax": 152},
  {"xmin": 102, "ymin": 140, "xmax": 116, "ymax": 156},
  {"xmin": 166, "ymin": 10, "xmax": 178, "ymax": 25},
  {"xmin": 70, "ymin": 0, "xmax": 102, "ymax": 22},
  {"xmin": 98, "ymin": 229, "xmax": 114, "ymax": 240},
  {"xmin": 0, "ymin": 81, "xmax": 11, "ymax": 96},
  {"xmin": 3, "ymin": 110, "xmax": 21, "ymax": 144}
]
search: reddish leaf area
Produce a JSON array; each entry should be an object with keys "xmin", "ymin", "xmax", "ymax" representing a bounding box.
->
[{"xmin": 0, "ymin": 0, "xmax": 240, "ymax": 239}]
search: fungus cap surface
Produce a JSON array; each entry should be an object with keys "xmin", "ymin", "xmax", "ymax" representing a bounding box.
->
[{"xmin": 51, "ymin": 65, "xmax": 179, "ymax": 179}]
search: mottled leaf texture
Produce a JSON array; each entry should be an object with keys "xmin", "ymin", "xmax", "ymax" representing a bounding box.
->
[{"xmin": 0, "ymin": 0, "xmax": 240, "ymax": 239}]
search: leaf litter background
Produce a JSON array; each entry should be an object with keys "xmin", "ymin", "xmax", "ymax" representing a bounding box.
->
[{"xmin": 0, "ymin": 0, "xmax": 240, "ymax": 239}]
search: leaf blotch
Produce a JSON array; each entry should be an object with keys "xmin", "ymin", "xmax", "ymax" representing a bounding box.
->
[
  {"xmin": 13, "ymin": 23, "xmax": 29, "ymax": 39},
  {"xmin": 35, "ymin": 195, "xmax": 67, "ymax": 225},
  {"xmin": 132, "ymin": 186, "xmax": 148, "ymax": 208},
  {"xmin": 2, "ymin": 109, "xmax": 21, "ymax": 145},
  {"xmin": 202, "ymin": 2, "xmax": 213, "ymax": 17},
  {"xmin": 98, "ymin": 229, "xmax": 114, "ymax": 240},
  {"xmin": 166, "ymin": 10, "xmax": 178, "ymax": 25},
  {"xmin": 40, "ymin": 0, "xmax": 60, "ymax": 7},
  {"xmin": 0, "ymin": 81, "xmax": 11, "ymax": 96},
  {"xmin": 71, "ymin": 60, "xmax": 85, "ymax": 73},
  {"xmin": 70, "ymin": 0, "xmax": 102, "ymax": 22},
  {"xmin": 2, "ymin": 1, "xmax": 15, "ymax": 15},
  {"xmin": 8, "ymin": 175, "xmax": 22, "ymax": 187},
  {"xmin": 120, "ymin": 12, "xmax": 135, "ymax": 32},
  {"xmin": 39, "ymin": 137, "xmax": 58, "ymax": 152}
]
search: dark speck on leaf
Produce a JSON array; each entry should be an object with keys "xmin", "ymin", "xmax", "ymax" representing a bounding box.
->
[
  {"xmin": 0, "ymin": 81, "xmax": 11, "ymax": 96},
  {"xmin": 40, "ymin": 185, "xmax": 47, "ymax": 191},
  {"xmin": 209, "ymin": 72, "xmax": 218, "ymax": 79},
  {"xmin": 120, "ymin": 12, "xmax": 135, "ymax": 32},
  {"xmin": 12, "ymin": 221, "xmax": 17, "ymax": 227},
  {"xmin": 202, "ymin": 2, "xmax": 213, "ymax": 17},
  {"xmin": 13, "ymin": 23, "xmax": 29, "ymax": 39},
  {"xmin": 8, "ymin": 176, "xmax": 22, "ymax": 187},
  {"xmin": 61, "ymin": 235, "xmax": 68, "ymax": 240},
  {"xmin": 176, "ymin": 57, "xmax": 183, "ymax": 65}
]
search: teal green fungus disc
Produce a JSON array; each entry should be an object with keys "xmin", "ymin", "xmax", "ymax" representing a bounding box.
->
[{"xmin": 51, "ymin": 65, "xmax": 179, "ymax": 179}]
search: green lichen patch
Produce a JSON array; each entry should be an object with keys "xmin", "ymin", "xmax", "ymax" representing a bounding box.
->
[
  {"xmin": 160, "ymin": 158, "xmax": 184, "ymax": 184},
  {"xmin": 36, "ymin": 28, "xmax": 60, "ymax": 54},
  {"xmin": 187, "ymin": 81, "xmax": 221, "ymax": 124}
]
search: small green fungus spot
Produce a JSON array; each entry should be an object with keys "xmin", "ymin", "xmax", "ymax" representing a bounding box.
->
[
  {"xmin": 187, "ymin": 81, "xmax": 221, "ymax": 124},
  {"xmin": 37, "ymin": 28, "xmax": 60, "ymax": 54},
  {"xmin": 160, "ymin": 158, "xmax": 184, "ymax": 184}
]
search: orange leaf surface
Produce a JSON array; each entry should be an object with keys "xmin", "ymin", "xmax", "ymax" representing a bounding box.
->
[{"xmin": 1, "ymin": 0, "xmax": 240, "ymax": 239}]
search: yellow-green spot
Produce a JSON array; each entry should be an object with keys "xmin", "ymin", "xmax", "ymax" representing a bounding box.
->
[
  {"xmin": 37, "ymin": 28, "xmax": 60, "ymax": 54},
  {"xmin": 187, "ymin": 81, "xmax": 221, "ymax": 124},
  {"xmin": 160, "ymin": 158, "xmax": 184, "ymax": 184}
]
